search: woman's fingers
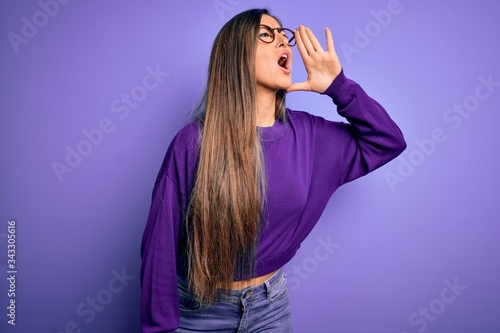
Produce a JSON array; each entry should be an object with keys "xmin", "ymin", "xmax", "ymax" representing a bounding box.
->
[
  {"xmin": 295, "ymin": 25, "xmax": 321, "ymax": 56},
  {"xmin": 325, "ymin": 27, "xmax": 335, "ymax": 55},
  {"xmin": 304, "ymin": 26, "xmax": 325, "ymax": 54},
  {"xmin": 288, "ymin": 25, "xmax": 342, "ymax": 94},
  {"xmin": 299, "ymin": 25, "xmax": 314, "ymax": 55},
  {"xmin": 286, "ymin": 81, "xmax": 310, "ymax": 93},
  {"xmin": 294, "ymin": 26, "xmax": 309, "ymax": 59}
]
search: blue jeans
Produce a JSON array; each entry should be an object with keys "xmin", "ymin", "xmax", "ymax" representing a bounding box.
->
[{"xmin": 177, "ymin": 269, "xmax": 293, "ymax": 332}]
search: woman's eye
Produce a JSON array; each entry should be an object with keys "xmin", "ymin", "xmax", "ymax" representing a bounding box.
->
[{"xmin": 259, "ymin": 32, "xmax": 272, "ymax": 38}]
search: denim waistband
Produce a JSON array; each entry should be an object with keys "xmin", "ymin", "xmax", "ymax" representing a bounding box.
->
[
  {"xmin": 178, "ymin": 268, "xmax": 284, "ymax": 304},
  {"xmin": 219, "ymin": 268, "xmax": 284, "ymax": 302}
]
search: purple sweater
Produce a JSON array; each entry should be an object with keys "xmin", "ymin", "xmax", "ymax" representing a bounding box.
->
[{"xmin": 140, "ymin": 70, "xmax": 406, "ymax": 332}]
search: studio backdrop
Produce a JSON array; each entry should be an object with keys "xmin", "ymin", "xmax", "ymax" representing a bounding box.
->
[{"xmin": 1, "ymin": 0, "xmax": 499, "ymax": 332}]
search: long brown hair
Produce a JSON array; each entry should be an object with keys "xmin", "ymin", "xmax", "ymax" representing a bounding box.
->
[{"xmin": 185, "ymin": 8, "xmax": 286, "ymax": 303}]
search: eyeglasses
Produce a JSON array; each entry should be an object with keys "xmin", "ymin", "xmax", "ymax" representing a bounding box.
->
[{"xmin": 258, "ymin": 25, "xmax": 296, "ymax": 47}]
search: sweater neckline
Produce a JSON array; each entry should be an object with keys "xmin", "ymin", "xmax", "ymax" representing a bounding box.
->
[{"xmin": 258, "ymin": 110, "xmax": 289, "ymax": 143}]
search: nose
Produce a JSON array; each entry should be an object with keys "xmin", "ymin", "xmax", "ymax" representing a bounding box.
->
[{"xmin": 277, "ymin": 34, "xmax": 289, "ymax": 48}]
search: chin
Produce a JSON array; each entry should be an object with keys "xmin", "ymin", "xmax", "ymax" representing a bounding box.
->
[{"xmin": 278, "ymin": 80, "xmax": 292, "ymax": 91}]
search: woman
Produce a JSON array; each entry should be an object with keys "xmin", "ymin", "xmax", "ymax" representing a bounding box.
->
[{"xmin": 141, "ymin": 8, "xmax": 406, "ymax": 333}]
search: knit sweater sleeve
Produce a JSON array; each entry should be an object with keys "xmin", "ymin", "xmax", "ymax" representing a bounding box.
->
[
  {"xmin": 319, "ymin": 69, "xmax": 406, "ymax": 185},
  {"xmin": 140, "ymin": 175, "xmax": 180, "ymax": 333},
  {"xmin": 140, "ymin": 123, "xmax": 199, "ymax": 333}
]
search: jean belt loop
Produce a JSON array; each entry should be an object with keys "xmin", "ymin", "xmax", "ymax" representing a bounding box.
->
[{"xmin": 265, "ymin": 279, "xmax": 272, "ymax": 300}]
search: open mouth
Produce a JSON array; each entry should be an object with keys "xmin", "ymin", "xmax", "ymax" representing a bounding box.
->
[{"xmin": 278, "ymin": 54, "xmax": 289, "ymax": 69}]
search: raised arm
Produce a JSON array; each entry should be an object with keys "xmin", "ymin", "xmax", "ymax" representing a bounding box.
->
[
  {"xmin": 287, "ymin": 24, "xmax": 406, "ymax": 184},
  {"xmin": 320, "ymin": 70, "xmax": 406, "ymax": 184}
]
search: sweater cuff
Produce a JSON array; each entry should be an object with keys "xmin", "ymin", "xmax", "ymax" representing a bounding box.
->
[{"xmin": 320, "ymin": 69, "xmax": 354, "ymax": 107}]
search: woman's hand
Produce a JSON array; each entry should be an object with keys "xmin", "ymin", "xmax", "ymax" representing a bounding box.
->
[{"xmin": 286, "ymin": 25, "xmax": 342, "ymax": 94}]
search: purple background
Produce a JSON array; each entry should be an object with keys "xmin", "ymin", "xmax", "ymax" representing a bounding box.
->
[{"xmin": 1, "ymin": 0, "xmax": 499, "ymax": 332}]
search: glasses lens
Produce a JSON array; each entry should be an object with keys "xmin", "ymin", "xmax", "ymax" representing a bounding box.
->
[
  {"xmin": 259, "ymin": 26, "xmax": 296, "ymax": 46},
  {"xmin": 259, "ymin": 26, "xmax": 274, "ymax": 43}
]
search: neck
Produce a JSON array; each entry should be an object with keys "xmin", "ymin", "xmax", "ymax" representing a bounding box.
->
[{"xmin": 255, "ymin": 87, "xmax": 277, "ymax": 127}]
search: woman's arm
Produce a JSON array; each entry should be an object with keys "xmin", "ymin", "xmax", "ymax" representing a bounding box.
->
[
  {"xmin": 140, "ymin": 174, "xmax": 181, "ymax": 333},
  {"xmin": 319, "ymin": 70, "xmax": 407, "ymax": 184},
  {"xmin": 140, "ymin": 124, "xmax": 199, "ymax": 333},
  {"xmin": 287, "ymin": 24, "xmax": 406, "ymax": 184}
]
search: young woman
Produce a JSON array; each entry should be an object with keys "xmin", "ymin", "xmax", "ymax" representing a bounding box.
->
[{"xmin": 141, "ymin": 8, "xmax": 406, "ymax": 333}]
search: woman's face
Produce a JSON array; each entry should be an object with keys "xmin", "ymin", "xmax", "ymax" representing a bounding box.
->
[{"xmin": 255, "ymin": 15, "xmax": 293, "ymax": 93}]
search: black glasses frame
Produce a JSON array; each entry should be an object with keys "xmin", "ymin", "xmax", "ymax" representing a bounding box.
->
[{"xmin": 258, "ymin": 25, "xmax": 296, "ymax": 47}]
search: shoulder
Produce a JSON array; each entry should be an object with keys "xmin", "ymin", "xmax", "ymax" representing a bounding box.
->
[
  {"xmin": 157, "ymin": 120, "xmax": 201, "ymax": 182},
  {"xmin": 284, "ymin": 108, "xmax": 350, "ymax": 148},
  {"xmin": 285, "ymin": 109, "xmax": 319, "ymax": 128},
  {"xmin": 171, "ymin": 120, "xmax": 201, "ymax": 150},
  {"xmin": 286, "ymin": 109, "xmax": 344, "ymax": 132}
]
